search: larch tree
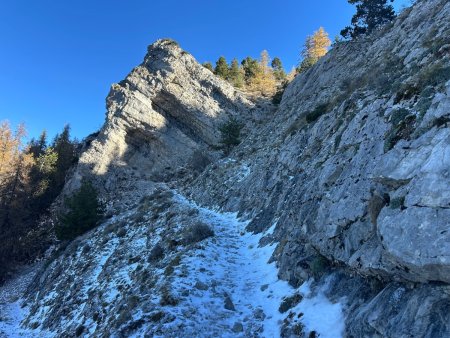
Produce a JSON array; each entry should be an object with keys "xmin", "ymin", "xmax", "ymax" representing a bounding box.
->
[
  {"xmin": 0, "ymin": 122, "xmax": 78, "ymax": 283},
  {"xmin": 250, "ymin": 50, "xmax": 277, "ymax": 96},
  {"xmin": 297, "ymin": 27, "xmax": 331, "ymax": 73},
  {"xmin": 341, "ymin": 0, "xmax": 396, "ymax": 39},
  {"xmin": 0, "ymin": 122, "xmax": 35, "ymax": 278}
]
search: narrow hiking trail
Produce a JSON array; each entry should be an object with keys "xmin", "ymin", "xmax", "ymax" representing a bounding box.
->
[
  {"xmin": 0, "ymin": 193, "xmax": 344, "ymax": 337},
  {"xmin": 144, "ymin": 194, "xmax": 345, "ymax": 337},
  {"xmin": 0, "ymin": 265, "xmax": 50, "ymax": 338}
]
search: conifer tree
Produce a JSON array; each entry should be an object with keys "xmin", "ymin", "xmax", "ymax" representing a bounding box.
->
[
  {"xmin": 297, "ymin": 27, "xmax": 331, "ymax": 73},
  {"xmin": 28, "ymin": 130, "xmax": 47, "ymax": 158},
  {"xmin": 341, "ymin": 0, "xmax": 396, "ymax": 39},
  {"xmin": 0, "ymin": 122, "xmax": 35, "ymax": 281},
  {"xmin": 214, "ymin": 56, "xmax": 229, "ymax": 79},
  {"xmin": 241, "ymin": 57, "xmax": 260, "ymax": 85},
  {"xmin": 51, "ymin": 125, "xmax": 76, "ymax": 193},
  {"xmin": 218, "ymin": 117, "xmax": 243, "ymax": 155},
  {"xmin": 202, "ymin": 62, "xmax": 214, "ymax": 72},
  {"xmin": 30, "ymin": 147, "xmax": 58, "ymax": 198},
  {"xmin": 271, "ymin": 57, "xmax": 286, "ymax": 81},
  {"xmin": 0, "ymin": 122, "xmax": 77, "ymax": 282},
  {"xmin": 249, "ymin": 50, "xmax": 277, "ymax": 96},
  {"xmin": 56, "ymin": 180, "xmax": 104, "ymax": 240},
  {"xmin": 227, "ymin": 58, "xmax": 244, "ymax": 88}
]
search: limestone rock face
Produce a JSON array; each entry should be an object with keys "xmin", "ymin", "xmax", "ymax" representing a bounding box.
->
[
  {"xmin": 67, "ymin": 39, "xmax": 253, "ymax": 201},
  {"xmin": 188, "ymin": 0, "xmax": 450, "ymax": 285}
]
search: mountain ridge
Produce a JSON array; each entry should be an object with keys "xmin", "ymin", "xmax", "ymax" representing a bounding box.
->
[{"xmin": 1, "ymin": 0, "xmax": 450, "ymax": 336}]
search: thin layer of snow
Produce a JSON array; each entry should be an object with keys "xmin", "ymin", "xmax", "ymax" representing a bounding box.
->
[
  {"xmin": 158, "ymin": 194, "xmax": 346, "ymax": 337},
  {"xmin": 0, "ymin": 192, "xmax": 345, "ymax": 337},
  {"xmin": 293, "ymin": 280, "xmax": 345, "ymax": 338},
  {"xmin": 0, "ymin": 265, "xmax": 55, "ymax": 337}
]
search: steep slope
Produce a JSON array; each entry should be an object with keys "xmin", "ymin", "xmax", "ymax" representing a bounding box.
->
[
  {"xmin": 189, "ymin": 0, "xmax": 450, "ymax": 284},
  {"xmin": 183, "ymin": 0, "xmax": 450, "ymax": 335},
  {"xmin": 2, "ymin": 0, "xmax": 450, "ymax": 336}
]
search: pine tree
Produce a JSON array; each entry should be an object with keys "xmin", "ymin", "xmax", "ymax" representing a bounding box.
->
[
  {"xmin": 341, "ymin": 0, "xmax": 396, "ymax": 39},
  {"xmin": 227, "ymin": 58, "xmax": 244, "ymax": 88},
  {"xmin": 214, "ymin": 56, "xmax": 229, "ymax": 79},
  {"xmin": 51, "ymin": 125, "xmax": 76, "ymax": 194},
  {"xmin": 271, "ymin": 57, "xmax": 286, "ymax": 81},
  {"xmin": 30, "ymin": 147, "xmax": 58, "ymax": 198},
  {"xmin": 297, "ymin": 27, "xmax": 331, "ymax": 73},
  {"xmin": 56, "ymin": 180, "xmax": 104, "ymax": 240},
  {"xmin": 218, "ymin": 118, "xmax": 243, "ymax": 155},
  {"xmin": 241, "ymin": 57, "xmax": 260, "ymax": 85},
  {"xmin": 202, "ymin": 62, "xmax": 214, "ymax": 72},
  {"xmin": 28, "ymin": 130, "xmax": 47, "ymax": 158}
]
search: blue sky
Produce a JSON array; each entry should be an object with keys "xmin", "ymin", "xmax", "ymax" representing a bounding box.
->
[{"xmin": 0, "ymin": 0, "xmax": 409, "ymax": 140}]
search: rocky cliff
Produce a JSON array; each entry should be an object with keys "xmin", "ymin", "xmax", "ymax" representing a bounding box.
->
[
  {"xmin": 1, "ymin": 0, "xmax": 450, "ymax": 337},
  {"xmin": 65, "ymin": 38, "xmax": 256, "ymax": 204}
]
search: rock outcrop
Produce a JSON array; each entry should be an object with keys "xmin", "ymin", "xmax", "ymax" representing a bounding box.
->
[
  {"xmin": 4, "ymin": 0, "xmax": 450, "ymax": 336},
  {"xmin": 66, "ymin": 39, "xmax": 254, "ymax": 203}
]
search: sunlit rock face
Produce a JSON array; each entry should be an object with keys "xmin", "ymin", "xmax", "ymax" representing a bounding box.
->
[{"xmin": 65, "ymin": 39, "xmax": 254, "ymax": 202}]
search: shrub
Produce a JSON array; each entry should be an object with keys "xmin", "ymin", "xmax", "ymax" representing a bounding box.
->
[
  {"xmin": 272, "ymin": 88, "xmax": 284, "ymax": 104},
  {"xmin": 218, "ymin": 118, "xmax": 243, "ymax": 154},
  {"xmin": 390, "ymin": 196, "xmax": 406, "ymax": 209},
  {"xmin": 160, "ymin": 285, "xmax": 178, "ymax": 306},
  {"xmin": 390, "ymin": 108, "xmax": 410, "ymax": 126},
  {"xmin": 305, "ymin": 103, "xmax": 329, "ymax": 123},
  {"xmin": 384, "ymin": 115, "xmax": 416, "ymax": 152},
  {"xmin": 148, "ymin": 243, "xmax": 165, "ymax": 262},
  {"xmin": 75, "ymin": 325, "xmax": 85, "ymax": 337},
  {"xmin": 160, "ymin": 38, "xmax": 179, "ymax": 46},
  {"xmin": 272, "ymin": 81, "xmax": 288, "ymax": 104},
  {"xmin": 394, "ymin": 63, "xmax": 450, "ymax": 104},
  {"xmin": 189, "ymin": 149, "xmax": 211, "ymax": 173},
  {"xmin": 182, "ymin": 222, "xmax": 214, "ymax": 245},
  {"xmin": 56, "ymin": 180, "xmax": 105, "ymax": 240},
  {"xmin": 309, "ymin": 255, "xmax": 329, "ymax": 276}
]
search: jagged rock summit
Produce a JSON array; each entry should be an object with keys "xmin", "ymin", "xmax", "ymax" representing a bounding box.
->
[
  {"xmin": 1, "ymin": 0, "xmax": 450, "ymax": 337},
  {"xmin": 67, "ymin": 39, "xmax": 254, "ymax": 201}
]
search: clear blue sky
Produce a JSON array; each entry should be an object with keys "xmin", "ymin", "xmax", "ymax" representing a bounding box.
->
[{"xmin": 0, "ymin": 0, "xmax": 409, "ymax": 141}]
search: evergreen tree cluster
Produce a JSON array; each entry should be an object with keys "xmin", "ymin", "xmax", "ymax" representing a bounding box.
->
[
  {"xmin": 0, "ymin": 122, "xmax": 78, "ymax": 283},
  {"xmin": 203, "ymin": 51, "xmax": 292, "ymax": 97}
]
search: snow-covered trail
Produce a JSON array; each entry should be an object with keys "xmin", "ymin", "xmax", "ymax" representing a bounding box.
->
[
  {"xmin": 153, "ymin": 194, "xmax": 345, "ymax": 337},
  {"xmin": 0, "ymin": 264, "xmax": 49, "ymax": 338},
  {"xmin": 0, "ymin": 192, "xmax": 345, "ymax": 337}
]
